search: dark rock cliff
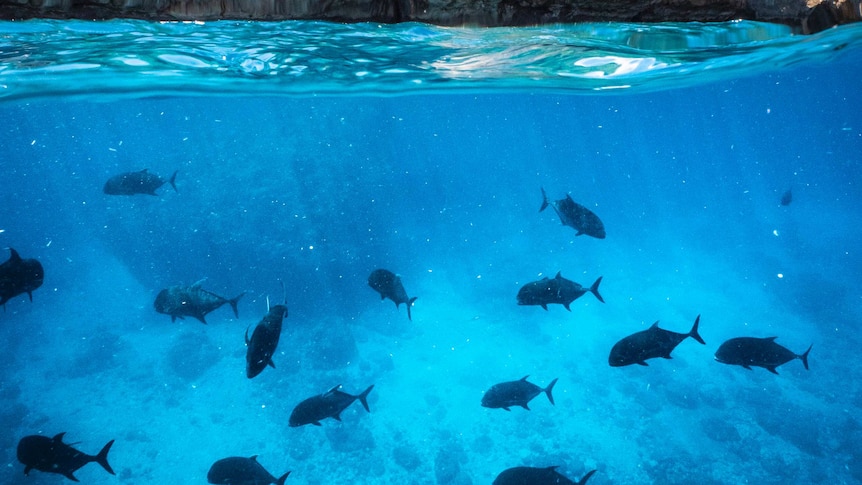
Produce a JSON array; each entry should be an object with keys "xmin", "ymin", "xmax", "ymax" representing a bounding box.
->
[{"xmin": 0, "ymin": 0, "xmax": 859, "ymax": 33}]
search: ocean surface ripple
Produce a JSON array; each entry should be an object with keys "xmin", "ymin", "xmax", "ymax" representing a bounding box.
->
[{"xmin": 1, "ymin": 19, "xmax": 860, "ymax": 100}]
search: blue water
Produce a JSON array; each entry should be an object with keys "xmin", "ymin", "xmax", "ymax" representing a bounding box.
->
[{"xmin": 1, "ymin": 19, "xmax": 861, "ymax": 485}]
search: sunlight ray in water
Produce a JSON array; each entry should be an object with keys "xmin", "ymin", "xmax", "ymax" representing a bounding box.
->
[{"xmin": 0, "ymin": 19, "xmax": 860, "ymax": 100}]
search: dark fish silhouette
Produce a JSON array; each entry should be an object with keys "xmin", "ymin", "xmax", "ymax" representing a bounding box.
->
[
  {"xmin": 17, "ymin": 432, "xmax": 114, "ymax": 482},
  {"xmin": 481, "ymin": 375, "xmax": 558, "ymax": 411},
  {"xmin": 715, "ymin": 336, "xmax": 812, "ymax": 374},
  {"xmin": 0, "ymin": 248, "xmax": 44, "ymax": 308},
  {"xmin": 246, "ymin": 301, "xmax": 287, "ymax": 379},
  {"xmin": 154, "ymin": 279, "xmax": 245, "ymax": 324},
  {"xmin": 288, "ymin": 384, "xmax": 374, "ymax": 427},
  {"xmin": 540, "ymin": 188, "xmax": 606, "ymax": 239},
  {"xmin": 780, "ymin": 188, "xmax": 793, "ymax": 206},
  {"xmin": 207, "ymin": 456, "xmax": 290, "ymax": 485},
  {"xmin": 493, "ymin": 467, "xmax": 596, "ymax": 485},
  {"xmin": 368, "ymin": 268, "xmax": 417, "ymax": 321},
  {"xmin": 103, "ymin": 168, "xmax": 178, "ymax": 196},
  {"xmin": 517, "ymin": 272, "xmax": 604, "ymax": 311},
  {"xmin": 609, "ymin": 315, "xmax": 705, "ymax": 367}
]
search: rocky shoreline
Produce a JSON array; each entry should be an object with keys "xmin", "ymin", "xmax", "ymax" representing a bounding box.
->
[{"xmin": 1, "ymin": 0, "xmax": 860, "ymax": 34}]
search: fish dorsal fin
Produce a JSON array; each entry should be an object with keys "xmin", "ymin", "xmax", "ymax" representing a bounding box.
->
[
  {"xmin": 8, "ymin": 248, "xmax": 21, "ymax": 262},
  {"xmin": 139, "ymin": 168, "xmax": 149, "ymax": 174},
  {"xmin": 546, "ymin": 466, "xmax": 560, "ymax": 472},
  {"xmin": 244, "ymin": 326, "xmax": 251, "ymax": 345},
  {"xmin": 555, "ymin": 271, "xmax": 562, "ymax": 279},
  {"xmin": 266, "ymin": 295, "xmax": 271, "ymax": 312},
  {"xmin": 519, "ymin": 375, "xmax": 529, "ymax": 381},
  {"xmin": 249, "ymin": 455, "xmax": 259, "ymax": 462},
  {"xmin": 53, "ymin": 432, "xmax": 67, "ymax": 443},
  {"xmin": 766, "ymin": 336, "xmax": 778, "ymax": 341},
  {"xmin": 326, "ymin": 384, "xmax": 341, "ymax": 394},
  {"xmin": 191, "ymin": 278, "xmax": 207, "ymax": 289},
  {"xmin": 649, "ymin": 321, "xmax": 660, "ymax": 329},
  {"xmin": 565, "ymin": 194, "xmax": 575, "ymax": 202}
]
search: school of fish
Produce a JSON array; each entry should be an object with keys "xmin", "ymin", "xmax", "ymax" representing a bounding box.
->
[{"xmin": 5, "ymin": 178, "xmax": 812, "ymax": 484}]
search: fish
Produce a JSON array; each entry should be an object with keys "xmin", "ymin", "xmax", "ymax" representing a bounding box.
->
[
  {"xmin": 288, "ymin": 384, "xmax": 375, "ymax": 427},
  {"xmin": 516, "ymin": 272, "xmax": 604, "ymax": 311},
  {"xmin": 493, "ymin": 467, "xmax": 596, "ymax": 485},
  {"xmin": 368, "ymin": 268, "xmax": 417, "ymax": 321},
  {"xmin": 481, "ymin": 375, "xmax": 558, "ymax": 411},
  {"xmin": 715, "ymin": 336, "xmax": 812, "ymax": 374},
  {"xmin": 17, "ymin": 432, "xmax": 114, "ymax": 482},
  {"xmin": 609, "ymin": 315, "xmax": 705, "ymax": 367},
  {"xmin": 540, "ymin": 188, "xmax": 606, "ymax": 239},
  {"xmin": 154, "ymin": 279, "xmax": 245, "ymax": 324},
  {"xmin": 207, "ymin": 456, "xmax": 290, "ymax": 485},
  {"xmin": 780, "ymin": 188, "xmax": 793, "ymax": 206},
  {"xmin": 103, "ymin": 168, "xmax": 178, "ymax": 196},
  {"xmin": 0, "ymin": 248, "xmax": 44, "ymax": 308},
  {"xmin": 245, "ymin": 301, "xmax": 287, "ymax": 379}
]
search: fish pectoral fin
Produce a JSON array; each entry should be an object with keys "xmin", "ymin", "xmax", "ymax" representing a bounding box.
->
[
  {"xmin": 27, "ymin": 291, "xmax": 33, "ymax": 302},
  {"xmin": 766, "ymin": 367, "xmax": 779, "ymax": 375},
  {"xmin": 24, "ymin": 465, "xmax": 32, "ymax": 475},
  {"xmin": 267, "ymin": 358, "xmax": 276, "ymax": 369},
  {"xmin": 171, "ymin": 315, "xmax": 177, "ymax": 323}
]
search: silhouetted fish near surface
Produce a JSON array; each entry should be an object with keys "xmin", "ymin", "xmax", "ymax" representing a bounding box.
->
[
  {"xmin": 517, "ymin": 272, "xmax": 604, "ymax": 311},
  {"xmin": 780, "ymin": 188, "xmax": 793, "ymax": 206},
  {"xmin": 482, "ymin": 375, "xmax": 558, "ymax": 411},
  {"xmin": 103, "ymin": 168, "xmax": 178, "ymax": 196},
  {"xmin": 609, "ymin": 315, "xmax": 705, "ymax": 367},
  {"xmin": 715, "ymin": 336, "xmax": 812, "ymax": 374},
  {"xmin": 493, "ymin": 467, "xmax": 596, "ymax": 485},
  {"xmin": 246, "ymin": 301, "xmax": 287, "ymax": 379},
  {"xmin": 154, "ymin": 279, "xmax": 245, "ymax": 324},
  {"xmin": 17, "ymin": 432, "xmax": 114, "ymax": 482},
  {"xmin": 368, "ymin": 268, "xmax": 417, "ymax": 321},
  {"xmin": 540, "ymin": 188, "xmax": 606, "ymax": 239},
  {"xmin": 207, "ymin": 456, "xmax": 290, "ymax": 485},
  {"xmin": 289, "ymin": 384, "xmax": 375, "ymax": 427},
  {"xmin": 0, "ymin": 248, "xmax": 44, "ymax": 308}
]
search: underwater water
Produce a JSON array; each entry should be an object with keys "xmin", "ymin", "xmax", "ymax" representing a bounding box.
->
[{"xmin": 1, "ymin": 18, "xmax": 861, "ymax": 485}]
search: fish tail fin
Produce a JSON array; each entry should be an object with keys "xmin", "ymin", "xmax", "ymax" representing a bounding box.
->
[
  {"xmin": 169, "ymin": 170, "xmax": 178, "ymax": 192},
  {"xmin": 539, "ymin": 187, "xmax": 549, "ymax": 212},
  {"xmin": 590, "ymin": 276, "xmax": 604, "ymax": 303},
  {"xmin": 578, "ymin": 470, "xmax": 597, "ymax": 485},
  {"xmin": 544, "ymin": 378, "xmax": 559, "ymax": 406},
  {"xmin": 689, "ymin": 314, "xmax": 705, "ymax": 345},
  {"xmin": 357, "ymin": 384, "xmax": 375, "ymax": 412},
  {"xmin": 276, "ymin": 472, "xmax": 291, "ymax": 485},
  {"xmin": 94, "ymin": 439, "xmax": 115, "ymax": 475},
  {"xmin": 800, "ymin": 344, "xmax": 812, "ymax": 370},
  {"xmin": 406, "ymin": 296, "xmax": 418, "ymax": 321},
  {"xmin": 229, "ymin": 292, "xmax": 246, "ymax": 319}
]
